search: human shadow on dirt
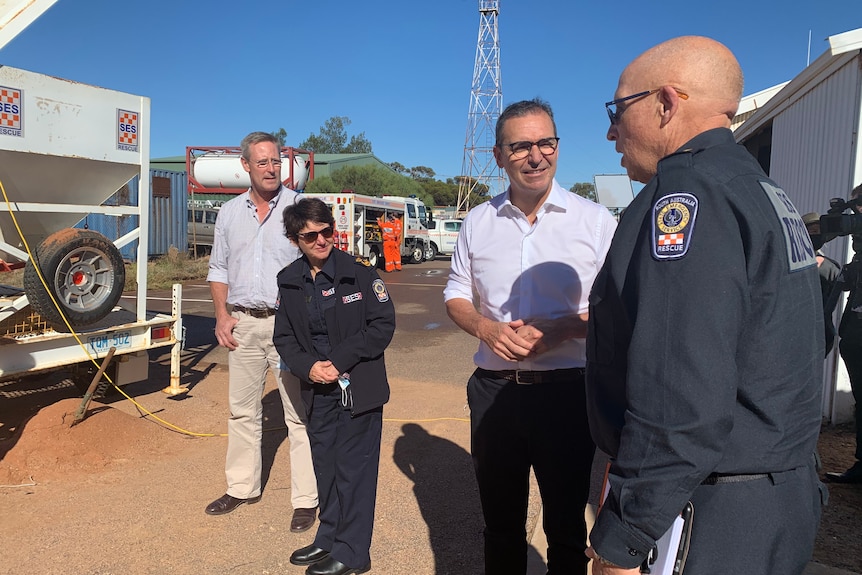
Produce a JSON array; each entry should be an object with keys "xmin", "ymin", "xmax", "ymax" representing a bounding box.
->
[
  {"xmin": 260, "ymin": 388, "xmax": 290, "ymax": 491},
  {"xmin": 393, "ymin": 423, "xmax": 544, "ymax": 574}
]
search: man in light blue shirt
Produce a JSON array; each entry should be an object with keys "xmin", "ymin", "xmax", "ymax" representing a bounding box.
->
[{"xmin": 205, "ymin": 132, "xmax": 318, "ymax": 534}]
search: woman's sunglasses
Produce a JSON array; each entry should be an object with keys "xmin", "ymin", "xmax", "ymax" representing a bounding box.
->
[{"xmin": 296, "ymin": 226, "xmax": 335, "ymax": 243}]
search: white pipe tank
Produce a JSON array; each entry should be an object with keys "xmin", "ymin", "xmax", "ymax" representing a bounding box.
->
[{"xmin": 193, "ymin": 152, "xmax": 310, "ymax": 191}]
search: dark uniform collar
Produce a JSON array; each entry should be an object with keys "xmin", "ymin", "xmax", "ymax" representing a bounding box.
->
[
  {"xmin": 657, "ymin": 128, "xmax": 735, "ymax": 174},
  {"xmin": 301, "ymin": 252, "xmax": 337, "ymax": 283},
  {"xmin": 281, "ymin": 248, "xmax": 359, "ymax": 288}
]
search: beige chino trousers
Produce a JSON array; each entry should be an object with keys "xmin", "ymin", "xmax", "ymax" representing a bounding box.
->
[{"xmin": 224, "ymin": 312, "xmax": 317, "ymax": 509}]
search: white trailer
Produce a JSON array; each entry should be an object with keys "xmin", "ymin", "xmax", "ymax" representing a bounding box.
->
[
  {"xmin": 0, "ymin": 0, "xmax": 183, "ymax": 393},
  {"xmin": 302, "ymin": 192, "xmax": 430, "ymax": 268}
]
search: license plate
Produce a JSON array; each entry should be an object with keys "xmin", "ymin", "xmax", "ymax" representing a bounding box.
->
[{"xmin": 87, "ymin": 330, "xmax": 132, "ymax": 354}]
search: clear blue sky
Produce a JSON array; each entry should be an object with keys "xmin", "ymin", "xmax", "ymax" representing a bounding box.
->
[{"xmin": 1, "ymin": 0, "xmax": 859, "ymax": 192}]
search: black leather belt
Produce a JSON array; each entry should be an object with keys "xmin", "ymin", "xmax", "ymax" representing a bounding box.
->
[
  {"xmin": 702, "ymin": 472, "xmax": 770, "ymax": 485},
  {"xmin": 233, "ymin": 305, "xmax": 276, "ymax": 318},
  {"xmin": 476, "ymin": 367, "xmax": 585, "ymax": 385}
]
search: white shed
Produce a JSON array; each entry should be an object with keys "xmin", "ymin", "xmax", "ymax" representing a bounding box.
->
[{"xmin": 733, "ymin": 28, "xmax": 862, "ymax": 424}]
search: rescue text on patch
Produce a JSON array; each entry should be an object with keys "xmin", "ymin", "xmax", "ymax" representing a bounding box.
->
[{"xmin": 654, "ymin": 193, "xmax": 697, "ymax": 257}]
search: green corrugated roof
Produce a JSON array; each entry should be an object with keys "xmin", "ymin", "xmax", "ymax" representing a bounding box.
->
[{"xmin": 151, "ymin": 156, "xmax": 187, "ymax": 172}]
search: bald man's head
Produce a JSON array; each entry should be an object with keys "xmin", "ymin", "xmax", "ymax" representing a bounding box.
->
[
  {"xmin": 607, "ymin": 36, "xmax": 744, "ymax": 183},
  {"xmin": 625, "ymin": 36, "xmax": 743, "ymax": 120}
]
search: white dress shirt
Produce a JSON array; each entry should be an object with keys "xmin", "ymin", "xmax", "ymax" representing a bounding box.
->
[{"xmin": 444, "ymin": 179, "xmax": 616, "ymax": 371}]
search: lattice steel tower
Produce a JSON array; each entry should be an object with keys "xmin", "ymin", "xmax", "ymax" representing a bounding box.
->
[{"xmin": 456, "ymin": 0, "xmax": 505, "ymax": 215}]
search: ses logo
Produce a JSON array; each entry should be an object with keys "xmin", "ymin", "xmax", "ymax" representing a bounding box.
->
[
  {"xmin": 0, "ymin": 86, "xmax": 23, "ymax": 137},
  {"xmin": 117, "ymin": 109, "xmax": 138, "ymax": 152}
]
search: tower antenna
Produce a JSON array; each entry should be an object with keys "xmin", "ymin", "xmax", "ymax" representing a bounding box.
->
[{"xmin": 456, "ymin": 0, "xmax": 505, "ymax": 216}]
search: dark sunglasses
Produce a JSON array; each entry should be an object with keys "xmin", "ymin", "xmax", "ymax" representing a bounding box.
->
[{"xmin": 296, "ymin": 226, "xmax": 334, "ymax": 243}]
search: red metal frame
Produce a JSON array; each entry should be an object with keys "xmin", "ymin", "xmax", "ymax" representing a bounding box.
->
[{"xmin": 186, "ymin": 146, "xmax": 315, "ymax": 196}]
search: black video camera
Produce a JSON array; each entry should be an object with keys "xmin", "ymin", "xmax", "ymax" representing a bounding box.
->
[{"xmin": 817, "ymin": 196, "xmax": 862, "ymax": 248}]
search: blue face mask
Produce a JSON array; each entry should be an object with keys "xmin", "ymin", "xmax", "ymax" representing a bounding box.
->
[{"xmin": 338, "ymin": 373, "xmax": 352, "ymax": 409}]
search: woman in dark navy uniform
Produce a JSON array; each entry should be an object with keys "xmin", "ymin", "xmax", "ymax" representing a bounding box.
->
[{"xmin": 274, "ymin": 197, "xmax": 395, "ymax": 575}]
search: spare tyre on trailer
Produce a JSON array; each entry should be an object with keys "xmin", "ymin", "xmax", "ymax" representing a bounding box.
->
[{"xmin": 23, "ymin": 228, "xmax": 125, "ymax": 331}]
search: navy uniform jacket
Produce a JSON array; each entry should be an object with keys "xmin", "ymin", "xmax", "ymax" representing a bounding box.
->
[
  {"xmin": 274, "ymin": 248, "xmax": 396, "ymax": 416},
  {"xmin": 585, "ymin": 128, "xmax": 823, "ymax": 567}
]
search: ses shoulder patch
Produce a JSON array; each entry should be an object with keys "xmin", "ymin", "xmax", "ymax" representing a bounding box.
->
[
  {"xmin": 355, "ymin": 256, "xmax": 372, "ymax": 267},
  {"xmin": 652, "ymin": 192, "xmax": 698, "ymax": 261},
  {"xmin": 371, "ymin": 278, "xmax": 390, "ymax": 303},
  {"xmin": 759, "ymin": 181, "xmax": 817, "ymax": 272}
]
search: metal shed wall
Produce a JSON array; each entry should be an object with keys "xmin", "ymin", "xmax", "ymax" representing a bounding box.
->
[
  {"xmin": 77, "ymin": 169, "xmax": 188, "ymax": 260},
  {"xmin": 770, "ymin": 58, "xmax": 860, "ymax": 227},
  {"xmin": 764, "ymin": 55, "xmax": 862, "ymax": 424}
]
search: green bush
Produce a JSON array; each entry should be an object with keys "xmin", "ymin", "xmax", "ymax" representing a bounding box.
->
[{"xmin": 125, "ymin": 247, "xmax": 210, "ymax": 291}]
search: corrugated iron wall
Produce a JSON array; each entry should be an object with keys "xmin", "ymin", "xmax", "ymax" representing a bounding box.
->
[
  {"xmin": 764, "ymin": 55, "xmax": 862, "ymax": 425},
  {"xmin": 77, "ymin": 169, "xmax": 188, "ymax": 260},
  {"xmin": 769, "ymin": 57, "xmax": 861, "ymax": 266}
]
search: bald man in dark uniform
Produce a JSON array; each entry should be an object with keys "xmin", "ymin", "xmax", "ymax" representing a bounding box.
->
[{"xmin": 585, "ymin": 36, "xmax": 826, "ymax": 575}]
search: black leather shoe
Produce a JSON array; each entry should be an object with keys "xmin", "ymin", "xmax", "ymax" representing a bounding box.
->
[
  {"xmin": 204, "ymin": 493, "xmax": 261, "ymax": 515},
  {"xmin": 291, "ymin": 506, "xmax": 318, "ymax": 532},
  {"xmin": 290, "ymin": 544, "xmax": 330, "ymax": 566},
  {"xmin": 825, "ymin": 462, "xmax": 862, "ymax": 484},
  {"xmin": 305, "ymin": 555, "xmax": 370, "ymax": 575}
]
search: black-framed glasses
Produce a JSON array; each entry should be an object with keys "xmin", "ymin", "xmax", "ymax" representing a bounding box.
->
[
  {"xmin": 503, "ymin": 137, "xmax": 560, "ymax": 160},
  {"xmin": 296, "ymin": 226, "xmax": 334, "ymax": 243},
  {"xmin": 605, "ymin": 88, "xmax": 689, "ymax": 125}
]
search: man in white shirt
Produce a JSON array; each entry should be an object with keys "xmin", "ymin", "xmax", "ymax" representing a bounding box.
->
[{"xmin": 444, "ymin": 99, "xmax": 617, "ymax": 575}]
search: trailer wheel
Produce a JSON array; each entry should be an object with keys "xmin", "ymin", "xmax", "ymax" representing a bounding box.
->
[
  {"xmin": 23, "ymin": 229, "xmax": 126, "ymax": 331},
  {"xmin": 408, "ymin": 244, "xmax": 425, "ymax": 264}
]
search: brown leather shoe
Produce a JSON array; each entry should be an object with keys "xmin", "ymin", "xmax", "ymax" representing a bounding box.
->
[
  {"xmin": 290, "ymin": 506, "xmax": 318, "ymax": 532},
  {"xmin": 205, "ymin": 493, "xmax": 262, "ymax": 516}
]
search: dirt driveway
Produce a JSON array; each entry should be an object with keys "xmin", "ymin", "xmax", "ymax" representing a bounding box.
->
[
  {"xmin": 0, "ymin": 331, "xmax": 495, "ymax": 575},
  {"xmin": 1, "ymin": 260, "xmax": 861, "ymax": 574}
]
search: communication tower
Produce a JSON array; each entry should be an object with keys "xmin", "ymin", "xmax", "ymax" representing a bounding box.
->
[{"xmin": 456, "ymin": 0, "xmax": 505, "ymax": 215}]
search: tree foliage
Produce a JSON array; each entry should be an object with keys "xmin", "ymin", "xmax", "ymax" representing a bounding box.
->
[
  {"xmin": 292, "ymin": 117, "xmax": 496, "ymax": 210},
  {"xmin": 570, "ymin": 182, "xmax": 597, "ymax": 202},
  {"xmin": 271, "ymin": 128, "xmax": 287, "ymax": 147},
  {"xmin": 409, "ymin": 166, "xmax": 436, "ymax": 181},
  {"xmin": 388, "ymin": 161, "xmax": 407, "ymax": 175},
  {"xmin": 300, "ymin": 116, "xmax": 372, "ymax": 154},
  {"xmin": 304, "ymin": 164, "xmax": 432, "ymax": 206}
]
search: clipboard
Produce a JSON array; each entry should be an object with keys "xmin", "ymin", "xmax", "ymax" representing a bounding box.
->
[{"xmin": 597, "ymin": 463, "xmax": 694, "ymax": 574}]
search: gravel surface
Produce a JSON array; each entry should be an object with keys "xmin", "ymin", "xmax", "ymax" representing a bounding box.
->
[{"xmin": 2, "ymin": 302, "xmax": 860, "ymax": 574}]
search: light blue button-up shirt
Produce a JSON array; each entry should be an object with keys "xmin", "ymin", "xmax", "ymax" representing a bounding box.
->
[{"xmin": 207, "ymin": 186, "xmax": 301, "ymax": 309}]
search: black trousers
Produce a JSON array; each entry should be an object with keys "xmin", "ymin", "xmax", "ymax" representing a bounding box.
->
[
  {"xmin": 840, "ymin": 338, "xmax": 862, "ymax": 460},
  {"xmin": 467, "ymin": 369, "xmax": 595, "ymax": 575},
  {"xmin": 308, "ymin": 387, "xmax": 383, "ymax": 569},
  {"xmin": 686, "ymin": 461, "xmax": 824, "ymax": 575}
]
